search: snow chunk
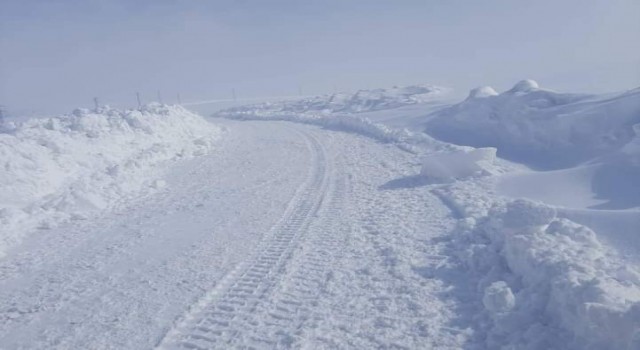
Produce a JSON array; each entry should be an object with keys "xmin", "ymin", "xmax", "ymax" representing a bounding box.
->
[
  {"xmin": 420, "ymin": 147, "xmax": 496, "ymax": 180},
  {"xmin": 483, "ymin": 281, "xmax": 516, "ymax": 315}
]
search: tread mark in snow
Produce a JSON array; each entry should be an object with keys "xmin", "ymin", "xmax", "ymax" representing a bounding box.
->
[{"xmin": 157, "ymin": 128, "xmax": 349, "ymax": 349}]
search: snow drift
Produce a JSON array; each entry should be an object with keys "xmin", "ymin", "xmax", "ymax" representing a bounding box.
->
[
  {"xmin": 436, "ymin": 182, "xmax": 640, "ymax": 349},
  {"xmin": 426, "ymin": 80, "xmax": 640, "ymax": 170},
  {"xmin": 0, "ymin": 104, "xmax": 220, "ymax": 257}
]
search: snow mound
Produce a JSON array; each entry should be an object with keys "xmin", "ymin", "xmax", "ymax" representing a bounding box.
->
[
  {"xmin": 420, "ymin": 147, "xmax": 497, "ymax": 180},
  {"xmin": 0, "ymin": 104, "xmax": 220, "ymax": 257},
  {"xmin": 508, "ymin": 79, "xmax": 540, "ymax": 93},
  {"xmin": 468, "ymin": 86, "xmax": 499, "ymax": 99},
  {"xmin": 426, "ymin": 81, "xmax": 640, "ymax": 170},
  {"xmin": 437, "ymin": 183, "xmax": 640, "ymax": 349}
]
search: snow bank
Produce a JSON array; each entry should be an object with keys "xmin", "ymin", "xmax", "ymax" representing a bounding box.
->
[
  {"xmin": 216, "ymin": 85, "xmax": 458, "ymax": 153},
  {"xmin": 437, "ymin": 182, "xmax": 640, "ymax": 349},
  {"xmin": 221, "ymin": 110, "xmax": 402, "ymax": 142},
  {"xmin": 0, "ymin": 104, "xmax": 220, "ymax": 257},
  {"xmin": 219, "ymin": 107, "xmax": 456, "ymax": 154},
  {"xmin": 426, "ymin": 80, "xmax": 640, "ymax": 169},
  {"xmin": 420, "ymin": 147, "xmax": 497, "ymax": 180}
]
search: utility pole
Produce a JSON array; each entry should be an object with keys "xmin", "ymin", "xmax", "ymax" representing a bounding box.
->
[
  {"xmin": 94, "ymin": 97, "xmax": 99, "ymax": 111},
  {"xmin": 136, "ymin": 92, "xmax": 142, "ymax": 108},
  {"xmin": 157, "ymin": 90, "xmax": 163, "ymax": 104},
  {"xmin": 177, "ymin": 93, "xmax": 182, "ymax": 105},
  {"xmin": 232, "ymin": 88, "xmax": 237, "ymax": 101},
  {"xmin": 0, "ymin": 105, "xmax": 5, "ymax": 125},
  {"xmin": 298, "ymin": 85, "xmax": 303, "ymax": 96}
]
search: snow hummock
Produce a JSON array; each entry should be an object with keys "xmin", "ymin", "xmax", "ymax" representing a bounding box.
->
[
  {"xmin": 507, "ymin": 79, "xmax": 540, "ymax": 93},
  {"xmin": 0, "ymin": 104, "xmax": 220, "ymax": 257},
  {"xmin": 468, "ymin": 86, "xmax": 499, "ymax": 99}
]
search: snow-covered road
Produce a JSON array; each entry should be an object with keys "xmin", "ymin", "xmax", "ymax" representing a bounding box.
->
[{"xmin": 0, "ymin": 120, "xmax": 467, "ymax": 349}]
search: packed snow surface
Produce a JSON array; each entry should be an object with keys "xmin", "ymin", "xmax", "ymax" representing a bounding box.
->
[{"xmin": 0, "ymin": 104, "xmax": 220, "ymax": 257}]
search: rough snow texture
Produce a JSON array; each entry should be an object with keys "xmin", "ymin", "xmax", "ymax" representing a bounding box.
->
[
  {"xmin": 426, "ymin": 80, "xmax": 640, "ymax": 169},
  {"xmin": 420, "ymin": 147, "xmax": 497, "ymax": 180},
  {"xmin": 437, "ymin": 179, "xmax": 640, "ymax": 349},
  {"xmin": 0, "ymin": 104, "xmax": 220, "ymax": 257}
]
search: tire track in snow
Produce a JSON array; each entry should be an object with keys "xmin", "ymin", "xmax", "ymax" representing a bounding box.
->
[
  {"xmin": 156, "ymin": 127, "xmax": 334, "ymax": 349},
  {"xmin": 236, "ymin": 174, "xmax": 352, "ymax": 348}
]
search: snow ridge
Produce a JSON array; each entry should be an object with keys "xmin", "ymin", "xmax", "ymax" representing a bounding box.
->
[
  {"xmin": 216, "ymin": 85, "xmax": 456, "ymax": 154},
  {"xmin": 222, "ymin": 85, "xmax": 449, "ymax": 115},
  {"xmin": 426, "ymin": 80, "xmax": 640, "ymax": 169},
  {"xmin": 0, "ymin": 104, "xmax": 221, "ymax": 257}
]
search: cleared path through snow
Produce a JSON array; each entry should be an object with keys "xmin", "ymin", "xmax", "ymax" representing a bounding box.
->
[{"xmin": 0, "ymin": 120, "xmax": 469, "ymax": 349}]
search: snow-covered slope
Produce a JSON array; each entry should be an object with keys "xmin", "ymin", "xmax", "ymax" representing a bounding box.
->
[
  {"xmin": 0, "ymin": 104, "xmax": 220, "ymax": 257},
  {"xmin": 425, "ymin": 80, "xmax": 640, "ymax": 170}
]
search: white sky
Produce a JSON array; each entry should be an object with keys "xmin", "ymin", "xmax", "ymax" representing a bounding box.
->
[{"xmin": 1, "ymin": 0, "xmax": 639, "ymax": 115}]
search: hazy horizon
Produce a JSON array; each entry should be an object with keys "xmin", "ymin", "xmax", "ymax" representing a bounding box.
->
[{"xmin": 1, "ymin": 0, "xmax": 639, "ymax": 116}]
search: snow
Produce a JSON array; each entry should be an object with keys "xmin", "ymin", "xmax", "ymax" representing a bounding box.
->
[
  {"xmin": 1, "ymin": 81, "xmax": 639, "ymax": 350},
  {"xmin": 508, "ymin": 79, "xmax": 540, "ymax": 93},
  {"xmin": 437, "ymin": 182, "xmax": 640, "ymax": 349},
  {"xmin": 221, "ymin": 85, "xmax": 450, "ymax": 116},
  {"xmin": 468, "ymin": 86, "xmax": 499, "ymax": 99},
  {"xmin": 420, "ymin": 147, "xmax": 497, "ymax": 181},
  {"xmin": 426, "ymin": 81, "xmax": 640, "ymax": 170},
  {"xmin": 217, "ymin": 82, "xmax": 640, "ymax": 349},
  {"xmin": 0, "ymin": 103, "xmax": 220, "ymax": 257},
  {"xmin": 483, "ymin": 281, "xmax": 516, "ymax": 315}
]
